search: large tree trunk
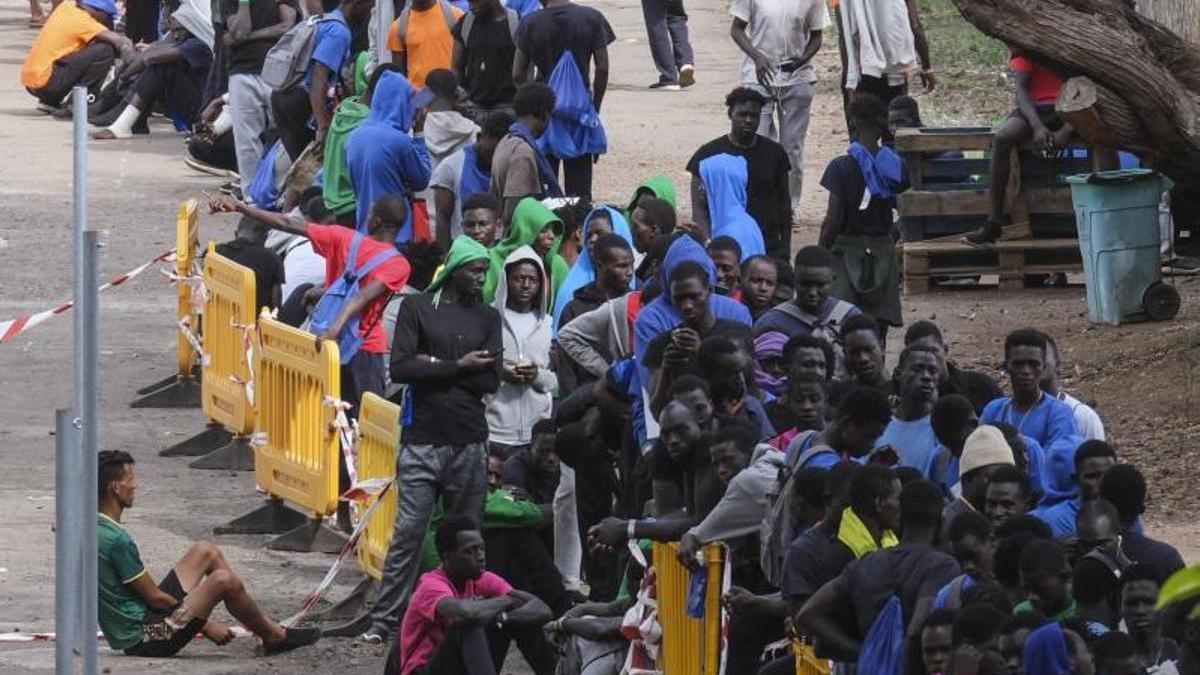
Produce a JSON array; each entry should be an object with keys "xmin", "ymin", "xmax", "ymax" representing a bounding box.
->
[
  {"xmin": 948, "ymin": 0, "xmax": 1200, "ymax": 188},
  {"xmin": 1138, "ymin": 0, "xmax": 1200, "ymax": 47}
]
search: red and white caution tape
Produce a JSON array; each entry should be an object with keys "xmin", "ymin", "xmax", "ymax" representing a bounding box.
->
[
  {"xmin": 178, "ymin": 316, "xmax": 210, "ymax": 366},
  {"xmin": 325, "ymin": 395, "xmax": 359, "ymax": 485},
  {"xmin": 0, "ymin": 479, "xmax": 396, "ymax": 643},
  {"xmin": 231, "ymin": 320, "xmax": 258, "ymax": 406},
  {"xmin": 282, "ymin": 479, "xmax": 394, "ymax": 627},
  {"xmin": 0, "ymin": 248, "xmax": 176, "ymax": 345}
]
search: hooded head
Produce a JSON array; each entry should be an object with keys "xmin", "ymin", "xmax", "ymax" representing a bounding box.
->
[
  {"xmin": 659, "ymin": 235, "xmax": 715, "ymax": 306},
  {"xmin": 428, "ymin": 235, "xmax": 491, "ymax": 297},
  {"xmin": 495, "ymin": 245, "xmax": 550, "ymax": 317},
  {"xmin": 171, "ymin": 0, "xmax": 214, "ymax": 50},
  {"xmin": 367, "ymin": 71, "xmax": 417, "ymax": 133},
  {"xmin": 485, "ymin": 198, "xmax": 564, "ymax": 303},
  {"xmin": 551, "ymin": 205, "xmax": 634, "ymax": 327},
  {"xmin": 627, "ymin": 175, "xmax": 678, "ymax": 213}
]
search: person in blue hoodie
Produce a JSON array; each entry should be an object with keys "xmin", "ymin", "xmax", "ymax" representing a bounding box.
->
[
  {"xmin": 551, "ymin": 205, "xmax": 635, "ymax": 330},
  {"xmin": 345, "ymin": 70, "xmax": 433, "ymax": 241},
  {"xmin": 981, "ymin": 329, "xmax": 1081, "ymax": 504}
]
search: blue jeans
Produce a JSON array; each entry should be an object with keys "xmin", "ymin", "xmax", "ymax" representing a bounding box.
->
[{"xmin": 641, "ymin": 0, "xmax": 693, "ymax": 83}]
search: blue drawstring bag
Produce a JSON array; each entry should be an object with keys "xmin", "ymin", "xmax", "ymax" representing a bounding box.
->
[
  {"xmin": 309, "ymin": 232, "xmax": 398, "ymax": 364},
  {"xmin": 859, "ymin": 595, "xmax": 906, "ymax": 675},
  {"xmin": 686, "ymin": 567, "xmax": 707, "ymax": 619},
  {"xmin": 246, "ymin": 140, "xmax": 289, "ymax": 210},
  {"xmin": 540, "ymin": 51, "xmax": 606, "ymax": 160}
]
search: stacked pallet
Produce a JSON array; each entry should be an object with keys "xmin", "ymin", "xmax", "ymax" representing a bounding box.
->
[{"xmin": 894, "ymin": 127, "xmax": 1090, "ymax": 294}]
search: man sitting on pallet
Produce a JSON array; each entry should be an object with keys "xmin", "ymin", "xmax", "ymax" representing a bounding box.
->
[{"xmin": 963, "ymin": 51, "xmax": 1114, "ymax": 246}]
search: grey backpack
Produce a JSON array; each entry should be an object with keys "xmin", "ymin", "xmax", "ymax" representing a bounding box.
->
[
  {"xmin": 459, "ymin": 7, "xmax": 518, "ymax": 43},
  {"xmin": 261, "ymin": 13, "xmax": 346, "ymax": 91}
]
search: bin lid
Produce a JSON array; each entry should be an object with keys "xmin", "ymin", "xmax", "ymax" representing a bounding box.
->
[{"xmin": 1067, "ymin": 168, "xmax": 1159, "ymax": 185}]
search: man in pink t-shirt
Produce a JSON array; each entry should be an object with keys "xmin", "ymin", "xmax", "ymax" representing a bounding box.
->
[{"xmin": 389, "ymin": 515, "xmax": 553, "ymax": 675}]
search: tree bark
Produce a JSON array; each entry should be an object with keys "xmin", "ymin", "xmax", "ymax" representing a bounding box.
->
[{"xmin": 948, "ymin": 0, "xmax": 1200, "ymax": 188}]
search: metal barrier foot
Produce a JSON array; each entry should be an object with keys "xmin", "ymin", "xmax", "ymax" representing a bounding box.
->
[
  {"xmin": 160, "ymin": 424, "xmax": 231, "ymax": 457},
  {"xmin": 313, "ymin": 578, "xmax": 377, "ymax": 625},
  {"xmin": 131, "ymin": 375, "xmax": 201, "ymax": 409},
  {"xmin": 214, "ymin": 499, "xmax": 306, "ymax": 535},
  {"xmin": 266, "ymin": 518, "xmax": 349, "ymax": 554},
  {"xmin": 321, "ymin": 609, "xmax": 376, "ymax": 638},
  {"xmin": 189, "ymin": 436, "xmax": 255, "ymax": 471}
]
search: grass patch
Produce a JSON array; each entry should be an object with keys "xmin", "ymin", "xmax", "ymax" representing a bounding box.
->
[{"xmin": 914, "ymin": 0, "xmax": 1012, "ymax": 126}]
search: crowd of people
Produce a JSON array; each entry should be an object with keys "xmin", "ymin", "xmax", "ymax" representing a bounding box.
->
[{"xmin": 23, "ymin": 0, "xmax": 1195, "ymax": 671}]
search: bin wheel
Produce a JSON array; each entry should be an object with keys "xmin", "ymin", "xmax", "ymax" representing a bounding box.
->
[{"xmin": 1143, "ymin": 282, "xmax": 1181, "ymax": 321}]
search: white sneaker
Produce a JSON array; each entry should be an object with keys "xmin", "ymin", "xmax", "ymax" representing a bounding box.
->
[{"xmin": 679, "ymin": 64, "xmax": 696, "ymax": 88}]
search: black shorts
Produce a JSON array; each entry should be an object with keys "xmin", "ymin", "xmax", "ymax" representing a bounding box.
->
[
  {"xmin": 1009, "ymin": 103, "xmax": 1065, "ymax": 132},
  {"xmin": 124, "ymin": 571, "xmax": 204, "ymax": 657}
]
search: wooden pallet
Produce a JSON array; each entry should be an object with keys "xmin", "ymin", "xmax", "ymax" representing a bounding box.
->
[
  {"xmin": 901, "ymin": 238, "xmax": 1083, "ymax": 294},
  {"xmin": 893, "ymin": 128, "xmax": 1093, "ymax": 241}
]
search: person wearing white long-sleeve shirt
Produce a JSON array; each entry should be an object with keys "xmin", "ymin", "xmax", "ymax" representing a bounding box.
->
[{"xmin": 1041, "ymin": 332, "xmax": 1105, "ymax": 441}]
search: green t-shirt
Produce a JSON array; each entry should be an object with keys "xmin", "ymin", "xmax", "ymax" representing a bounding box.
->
[
  {"xmin": 98, "ymin": 513, "xmax": 149, "ymax": 650},
  {"xmin": 1013, "ymin": 596, "xmax": 1077, "ymax": 621}
]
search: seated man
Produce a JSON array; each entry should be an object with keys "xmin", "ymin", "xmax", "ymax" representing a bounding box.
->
[
  {"xmin": 431, "ymin": 112, "xmax": 511, "ymax": 246},
  {"xmin": 738, "ymin": 254, "xmax": 778, "ymax": 321},
  {"xmin": 459, "ymin": 193, "xmax": 502, "ymax": 247},
  {"xmin": 964, "ymin": 51, "xmax": 1116, "ymax": 245},
  {"xmin": 97, "ymin": 451, "xmax": 319, "ymax": 657},
  {"xmin": 753, "ymin": 245, "xmax": 860, "ymax": 347},
  {"xmin": 926, "ymin": 394, "xmax": 979, "ymax": 493},
  {"xmin": 92, "ymin": 4, "xmax": 214, "ymax": 139},
  {"xmin": 875, "ymin": 344, "xmax": 941, "ymax": 475},
  {"xmin": 393, "ymin": 515, "xmax": 554, "ymax": 675},
  {"xmin": 766, "ymin": 371, "xmax": 827, "ymax": 451},
  {"xmin": 21, "ymin": 0, "xmax": 133, "ymax": 111},
  {"xmin": 827, "ymin": 314, "xmax": 891, "ymax": 407}
]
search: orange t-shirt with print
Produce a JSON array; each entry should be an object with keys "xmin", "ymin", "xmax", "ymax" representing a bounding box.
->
[
  {"xmin": 387, "ymin": 1, "xmax": 464, "ymax": 88},
  {"xmin": 22, "ymin": 2, "xmax": 107, "ymax": 89}
]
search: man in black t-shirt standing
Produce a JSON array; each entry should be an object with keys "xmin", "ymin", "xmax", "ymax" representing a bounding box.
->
[
  {"xmin": 687, "ymin": 87, "xmax": 792, "ymax": 262},
  {"xmin": 513, "ymin": 0, "xmax": 615, "ymax": 201},
  {"xmin": 220, "ymin": 0, "xmax": 297, "ymax": 190},
  {"xmin": 452, "ymin": 0, "xmax": 518, "ymax": 118}
]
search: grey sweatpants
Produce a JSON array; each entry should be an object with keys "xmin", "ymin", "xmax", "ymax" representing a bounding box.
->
[
  {"xmin": 228, "ymin": 73, "xmax": 274, "ymax": 190},
  {"xmin": 751, "ymin": 81, "xmax": 815, "ymax": 208},
  {"xmin": 369, "ymin": 442, "xmax": 488, "ymax": 632}
]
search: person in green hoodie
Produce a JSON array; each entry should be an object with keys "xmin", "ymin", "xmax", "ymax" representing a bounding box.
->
[
  {"xmin": 321, "ymin": 61, "xmax": 397, "ymax": 223},
  {"xmin": 483, "ymin": 197, "xmax": 570, "ymax": 304},
  {"xmin": 625, "ymin": 173, "xmax": 678, "ymax": 217}
]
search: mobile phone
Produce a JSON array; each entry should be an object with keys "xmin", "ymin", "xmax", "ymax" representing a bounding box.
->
[
  {"xmin": 779, "ymin": 58, "xmax": 802, "ymax": 73},
  {"xmin": 485, "ymin": 348, "xmax": 502, "ymax": 358}
]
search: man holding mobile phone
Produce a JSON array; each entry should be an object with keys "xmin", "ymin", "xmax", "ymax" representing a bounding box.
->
[
  {"xmin": 365, "ymin": 234, "xmax": 503, "ymax": 644},
  {"xmin": 729, "ymin": 0, "xmax": 830, "ymax": 209}
]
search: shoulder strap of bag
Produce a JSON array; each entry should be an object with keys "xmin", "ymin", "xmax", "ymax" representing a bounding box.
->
[
  {"xmin": 397, "ymin": 0, "xmax": 455, "ymax": 46},
  {"xmin": 827, "ymin": 300, "xmax": 855, "ymax": 325},
  {"xmin": 344, "ymin": 231, "xmax": 365, "ymax": 279},
  {"xmin": 460, "ymin": 10, "xmax": 475, "ymax": 42},
  {"xmin": 352, "ymin": 245, "xmax": 400, "ymax": 280},
  {"xmin": 504, "ymin": 7, "xmax": 518, "ymax": 37}
]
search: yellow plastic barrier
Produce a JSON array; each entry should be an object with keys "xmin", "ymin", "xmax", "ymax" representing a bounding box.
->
[
  {"xmin": 176, "ymin": 199, "xmax": 200, "ymax": 376},
  {"xmin": 652, "ymin": 541, "xmax": 726, "ymax": 675},
  {"xmin": 355, "ymin": 392, "xmax": 400, "ymax": 581},
  {"xmin": 254, "ymin": 314, "xmax": 341, "ymax": 519},
  {"xmin": 201, "ymin": 243, "xmax": 257, "ymax": 436},
  {"xmin": 794, "ymin": 637, "xmax": 832, "ymax": 675}
]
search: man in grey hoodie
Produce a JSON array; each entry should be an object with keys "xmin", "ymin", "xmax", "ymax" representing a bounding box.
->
[{"xmin": 486, "ymin": 245, "xmax": 557, "ymax": 458}]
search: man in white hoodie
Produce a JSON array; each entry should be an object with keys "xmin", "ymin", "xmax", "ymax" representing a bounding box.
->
[{"xmin": 487, "ymin": 245, "xmax": 557, "ymax": 459}]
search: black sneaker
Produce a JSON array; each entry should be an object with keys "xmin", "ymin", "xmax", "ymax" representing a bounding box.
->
[
  {"xmin": 649, "ymin": 80, "xmax": 681, "ymax": 91},
  {"xmin": 962, "ymin": 219, "xmax": 1005, "ymax": 246},
  {"xmin": 263, "ymin": 625, "xmax": 322, "ymax": 655}
]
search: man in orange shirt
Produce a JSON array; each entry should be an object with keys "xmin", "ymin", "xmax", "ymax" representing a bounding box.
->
[
  {"xmin": 389, "ymin": 0, "xmax": 463, "ymax": 88},
  {"xmin": 21, "ymin": 0, "xmax": 134, "ymax": 111}
]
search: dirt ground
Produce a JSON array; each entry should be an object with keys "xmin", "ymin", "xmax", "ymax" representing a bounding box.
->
[{"xmin": 0, "ymin": 0, "xmax": 1197, "ymax": 672}]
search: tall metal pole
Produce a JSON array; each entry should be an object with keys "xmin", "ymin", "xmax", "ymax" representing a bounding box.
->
[
  {"xmin": 54, "ymin": 408, "xmax": 79, "ymax": 675},
  {"xmin": 71, "ymin": 85, "xmax": 99, "ymax": 675}
]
